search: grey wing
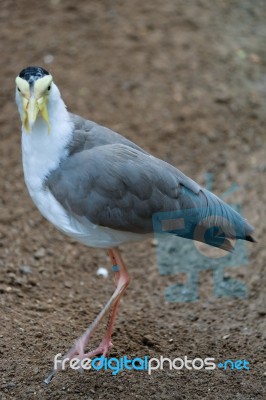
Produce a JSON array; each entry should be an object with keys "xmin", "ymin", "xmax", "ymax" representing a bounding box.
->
[
  {"xmin": 46, "ymin": 144, "xmax": 201, "ymax": 233},
  {"xmin": 67, "ymin": 113, "xmax": 149, "ymax": 155}
]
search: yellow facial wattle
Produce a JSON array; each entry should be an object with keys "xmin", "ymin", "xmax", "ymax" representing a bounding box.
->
[{"xmin": 37, "ymin": 96, "xmax": 50, "ymax": 132}]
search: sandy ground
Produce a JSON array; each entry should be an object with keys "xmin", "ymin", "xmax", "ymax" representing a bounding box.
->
[{"xmin": 0, "ymin": 0, "xmax": 265, "ymax": 399}]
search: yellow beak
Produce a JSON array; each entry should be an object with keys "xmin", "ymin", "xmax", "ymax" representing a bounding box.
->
[{"xmin": 23, "ymin": 95, "xmax": 50, "ymax": 133}]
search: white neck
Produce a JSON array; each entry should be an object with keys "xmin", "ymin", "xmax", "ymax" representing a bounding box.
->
[{"xmin": 21, "ymin": 84, "xmax": 73, "ymax": 196}]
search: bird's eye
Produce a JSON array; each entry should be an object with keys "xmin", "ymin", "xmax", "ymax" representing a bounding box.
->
[
  {"xmin": 47, "ymin": 85, "xmax": 51, "ymax": 91},
  {"xmin": 17, "ymin": 87, "xmax": 21, "ymax": 92}
]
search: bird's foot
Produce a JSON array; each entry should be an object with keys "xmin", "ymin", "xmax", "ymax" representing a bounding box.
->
[
  {"xmin": 65, "ymin": 336, "xmax": 113, "ymax": 362},
  {"xmin": 44, "ymin": 337, "xmax": 113, "ymax": 384},
  {"xmin": 61, "ymin": 336, "xmax": 113, "ymax": 367},
  {"xmin": 84, "ymin": 337, "xmax": 113, "ymax": 360}
]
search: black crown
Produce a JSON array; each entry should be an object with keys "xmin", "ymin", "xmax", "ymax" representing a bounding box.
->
[{"xmin": 19, "ymin": 66, "xmax": 50, "ymax": 84}]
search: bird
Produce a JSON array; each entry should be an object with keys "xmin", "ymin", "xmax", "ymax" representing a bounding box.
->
[{"xmin": 15, "ymin": 66, "xmax": 255, "ymax": 382}]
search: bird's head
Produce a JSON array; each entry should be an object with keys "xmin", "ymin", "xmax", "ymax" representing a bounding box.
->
[{"xmin": 16, "ymin": 66, "xmax": 53, "ymax": 133}]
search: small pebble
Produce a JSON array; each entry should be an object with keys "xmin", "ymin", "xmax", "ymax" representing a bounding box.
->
[
  {"xmin": 142, "ymin": 334, "xmax": 154, "ymax": 346},
  {"xmin": 20, "ymin": 265, "xmax": 32, "ymax": 274},
  {"xmin": 96, "ymin": 267, "xmax": 109, "ymax": 278},
  {"xmin": 222, "ymin": 334, "xmax": 230, "ymax": 340},
  {"xmin": 34, "ymin": 248, "xmax": 46, "ymax": 259},
  {"xmin": 187, "ymin": 314, "xmax": 198, "ymax": 322}
]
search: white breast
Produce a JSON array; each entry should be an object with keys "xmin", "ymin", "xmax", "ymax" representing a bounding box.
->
[{"xmin": 22, "ymin": 103, "xmax": 75, "ymax": 235}]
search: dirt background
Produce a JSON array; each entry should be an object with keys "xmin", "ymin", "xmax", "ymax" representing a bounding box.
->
[{"xmin": 0, "ymin": 0, "xmax": 265, "ymax": 399}]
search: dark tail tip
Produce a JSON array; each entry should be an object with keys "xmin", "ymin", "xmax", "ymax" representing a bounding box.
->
[{"xmin": 246, "ymin": 235, "xmax": 257, "ymax": 243}]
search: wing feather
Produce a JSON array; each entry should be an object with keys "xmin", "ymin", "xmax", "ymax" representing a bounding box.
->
[{"xmin": 46, "ymin": 143, "xmax": 200, "ymax": 233}]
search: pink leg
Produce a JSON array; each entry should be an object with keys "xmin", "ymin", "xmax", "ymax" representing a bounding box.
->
[
  {"xmin": 44, "ymin": 247, "xmax": 130, "ymax": 383},
  {"xmin": 83, "ymin": 249, "xmax": 130, "ymax": 359}
]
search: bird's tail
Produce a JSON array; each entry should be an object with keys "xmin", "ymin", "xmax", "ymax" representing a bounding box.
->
[
  {"xmin": 193, "ymin": 188, "xmax": 255, "ymax": 251},
  {"xmin": 156, "ymin": 187, "xmax": 255, "ymax": 252}
]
